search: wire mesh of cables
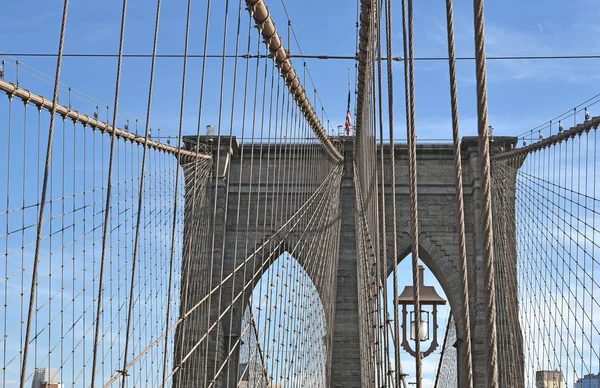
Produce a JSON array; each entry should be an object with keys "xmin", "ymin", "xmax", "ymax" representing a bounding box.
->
[
  {"xmin": 492, "ymin": 116, "xmax": 600, "ymax": 387},
  {"xmin": 172, "ymin": 136, "xmax": 342, "ymax": 388},
  {"xmin": 0, "ymin": 0, "xmax": 344, "ymax": 386},
  {"xmin": 167, "ymin": 0, "xmax": 343, "ymax": 386},
  {"xmin": 236, "ymin": 254, "xmax": 329, "ymax": 388},
  {"xmin": 517, "ymin": 94, "xmax": 600, "ymax": 147},
  {"xmin": 0, "ymin": 74, "xmax": 213, "ymax": 387},
  {"xmin": 352, "ymin": 0, "xmax": 393, "ymax": 385},
  {"xmin": 352, "ymin": 0, "xmax": 498, "ymax": 383},
  {"xmin": 433, "ymin": 314, "xmax": 457, "ymax": 388}
]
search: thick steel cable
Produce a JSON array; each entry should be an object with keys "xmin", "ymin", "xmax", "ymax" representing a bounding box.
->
[
  {"xmin": 269, "ymin": 78, "xmax": 292, "ymax": 386},
  {"xmin": 202, "ymin": 0, "xmax": 231, "ymax": 383},
  {"xmin": 101, "ymin": 164, "xmax": 213, "ymax": 388},
  {"xmin": 9, "ymin": 120, "xmax": 184, "ymax": 386},
  {"xmin": 277, "ymin": 1, "xmax": 336, "ymax": 137},
  {"xmin": 284, "ymin": 110, "xmax": 303, "ymax": 387},
  {"xmin": 355, "ymin": 0, "xmax": 372, "ymax": 139},
  {"xmin": 355, "ymin": 162, "xmax": 381, "ymax": 386},
  {"xmin": 229, "ymin": 38, "xmax": 267, "ymax": 388},
  {"xmin": 375, "ymin": 3, "xmax": 393, "ymax": 378},
  {"xmin": 370, "ymin": 41, "xmax": 385, "ymax": 385},
  {"xmin": 489, "ymin": 160, "xmax": 527, "ymax": 386},
  {"xmin": 444, "ymin": 0, "xmax": 473, "ymax": 385},
  {"xmin": 169, "ymin": 71, "xmax": 294, "ymax": 328},
  {"xmin": 496, "ymin": 173, "xmax": 527, "ymax": 376},
  {"xmin": 10, "ymin": 52, "xmax": 600, "ymax": 62},
  {"xmin": 354, "ymin": 0, "xmax": 381, "ymax": 380},
  {"xmin": 166, "ymin": 164, "xmax": 341, "ymax": 384},
  {"xmin": 492, "ymin": 141, "xmax": 600, "ymax": 386},
  {"xmin": 278, "ymin": 99, "xmax": 299, "ymax": 386},
  {"xmin": 119, "ymin": 0, "xmax": 162, "ymax": 385},
  {"xmin": 175, "ymin": 161, "xmax": 213, "ymax": 387},
  {"xmin": 160, "ymin": 0, "xmax": 196, "ymax": 380},
  {"xmin": 492, "ymin": 161, "xmax": 562, "ymax": 384},
  {"xmin": 175, "ymin": 0, "xmax": 213, "ymax": 384},
  {"xmin": 0, "ymin": 80, "xmax": 208, "ymax": 160},
  {"xmin": 371, "ymin": 6, "xmax": 389, "ymax": 384},
  {"xmin": 472, "ymin": 0, "xmax": 498, "ymax": 385},
  {"xmin": 182, "ymin": 17, "xmax": 213, "ymax": 368},
  {"xmin": 224, "ymin": 6, "xmax": 253, "ymax": 387},
  {"xmin": 90, "ymin": 1, "xmax": 128, "ymax": 385},
  {"xmin": 207, "ymin": 0, "xmax": 245, "ymax": 380},
  {"xmin": 404, "ymin": 0, "xmax": 423, "ymax": 383},
  {"xmin": 495, "ymin": 116, "xmax": 600, "ymax": 161},
  {"xmin": 180, "ymin": 165, "xmax": 341, "ymax": 386},
  {"xmin": 20, "ymin": 1, "xmax": 69, "ymax": 386},
  {"xmin": 259, "ymin": 73, "xmax": 280, "ymax": 388},
  {"xmin": 379, "ymin": 0, "xmax": 404, "ymax": 383},
  {"xmin": 244, "ymin": 0, "xmax": 342, "ymax": 162}
]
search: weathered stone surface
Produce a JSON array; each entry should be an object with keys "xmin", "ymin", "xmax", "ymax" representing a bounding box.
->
[{"xmin": 176, "ymin": 135, "xmax": 523, "ymax": 387}]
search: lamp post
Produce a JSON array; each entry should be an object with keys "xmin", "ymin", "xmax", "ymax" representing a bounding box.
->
[
  {"xmin": 206, "ymin": 124, "xmax": 215, "ymax": 137},
  {"xmin": 395, "ymin": 265, "xmax": 446, "ymax": 358},
  {"xmin": 205, "ymin": 124, "xmax": 215, "ymax": 151}
]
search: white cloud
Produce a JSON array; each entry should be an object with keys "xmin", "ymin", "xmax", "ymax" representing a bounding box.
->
[{"xmin": 421, "ymin": 7, "xmax": 600, "ymax": 84}]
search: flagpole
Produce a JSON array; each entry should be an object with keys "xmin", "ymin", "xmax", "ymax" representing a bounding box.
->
[
  {"xmin": 348, "ymin": 68, "xmax": 351, "ymax": 94},
  {"xmin": 348, "ymin": 68, "xmax": 351, "ymax": 136}
]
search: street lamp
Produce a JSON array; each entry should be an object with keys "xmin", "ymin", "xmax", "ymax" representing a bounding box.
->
[
  {"xmin": 206, "ymin": 124, "xmax": 215, "ymax": 137},
  {"xmin": 395, "ymin": 265, "xmax": 446, "ymax": 358}
]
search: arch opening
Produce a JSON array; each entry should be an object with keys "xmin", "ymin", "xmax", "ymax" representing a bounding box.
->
[
  {"xmin": 238, "ymin": 252, "xmax": 327, "ymax": 387},
  {"xmin": 383, "ymin": 252, "xmax": 455, "ymax": 387}
]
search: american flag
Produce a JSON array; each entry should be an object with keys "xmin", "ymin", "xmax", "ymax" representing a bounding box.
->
[{"xmin": 344, "ymin": 90, "xmax": 352, "ymax": 135}]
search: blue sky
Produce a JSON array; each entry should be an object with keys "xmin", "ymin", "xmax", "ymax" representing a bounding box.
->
[{"xmin": 2, "ymin": 0, "xmax": 600, "ymax": 142}]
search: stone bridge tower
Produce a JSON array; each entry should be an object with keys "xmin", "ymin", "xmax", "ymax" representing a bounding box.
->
[{"xmin": 174, "ymin": 135, "xmax": 523, "ymax": 387}]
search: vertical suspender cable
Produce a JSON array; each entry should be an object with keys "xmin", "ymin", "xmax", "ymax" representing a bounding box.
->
[
  {"xmin": 210, "ymin": 0, "xmax": 244, "ymax": 380},
  {"xmin": 225, "ymin": 4, "xmax": 253, "ymax": 386},
  {"xmin": 404, "ymin": 0, "xmax": 422, "ymax": 384},
  {"xmin": 91, "ymin": 0, "xmax": 129, "ymax": 386},
  {"xmin": 444, "ymin": 0, "xmax": 474, "ymax": 385},
  {"xmin": 375, "ymin": 0, "xmax": 394, "ymax": 384},
  {"xmin": 120, "ymin": 1, "xmax": 162, "ymax": 385},
  {"xmin": 382, "ymin": 0, "xmax": 403, "ymax": 383},
  {"xmin": 20, "ymin": 1, "xmax": 69, "ymax": 386},
  {"xmin": 472, "ymin": 0, "xmax": 499, "ymax": 385},
  {"xmin": 204, "ymin": 0, "xmax": 230, "ymax": 384}
]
